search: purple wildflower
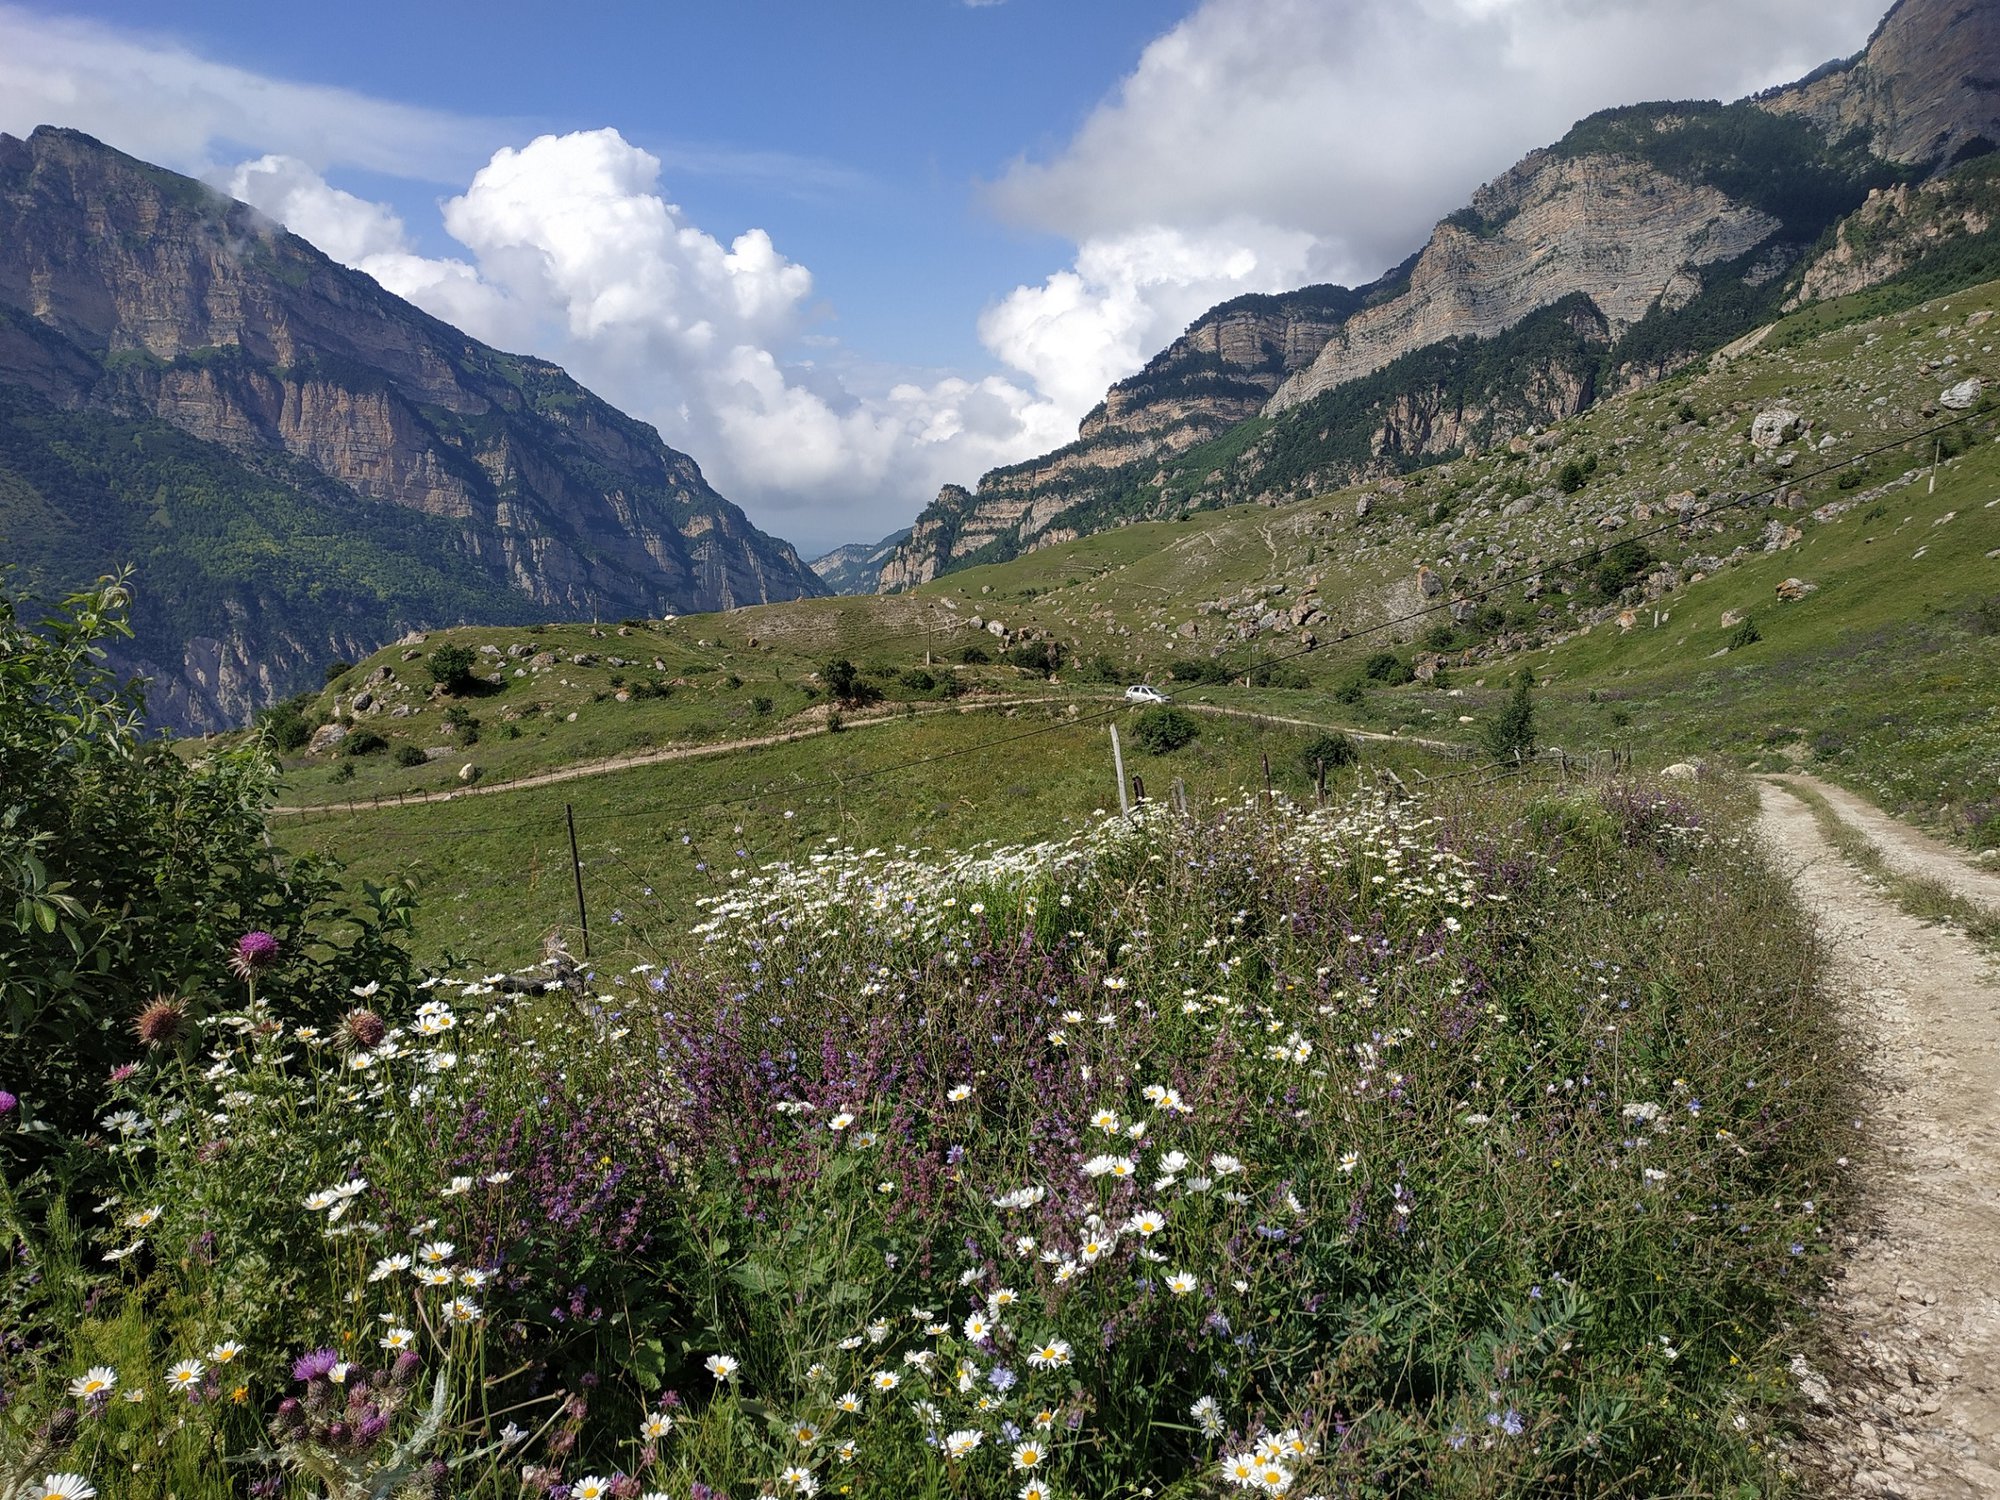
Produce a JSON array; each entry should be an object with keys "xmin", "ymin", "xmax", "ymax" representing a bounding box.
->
[
  {"xmin": 229, "ymin": 930, "xmax": 280, "ymax": 979},
  {"xmin": 292, "ymin": 1348, "xmax": 341, "ymax": 1382}
]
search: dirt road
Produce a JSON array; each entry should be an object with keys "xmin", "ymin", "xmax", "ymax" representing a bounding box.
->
[{"xmin": 1758, "ymin": 778, "xmax": 2000, "ymax": 1497}]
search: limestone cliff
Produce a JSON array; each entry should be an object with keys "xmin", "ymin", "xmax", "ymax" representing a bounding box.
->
[
  {"xmin": 877, "ymin": 285, "xmax": 1368, "ymax": 588},
  {"xmin": 1265, "ymin": 155, "xmax": 1781, "ymax": 415},
  {"xmin": 1761, "ymin": 0, "xmax": 2000, "ymax": 168},
  {"xmin": 0, "ymin": 127, "xmax": 825, "ymax": 729}
]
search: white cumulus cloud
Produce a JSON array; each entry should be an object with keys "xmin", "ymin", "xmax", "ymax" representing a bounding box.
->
[{"xmin": 224, "ymin": 132, "xmax": 1070, "ymax": 551}]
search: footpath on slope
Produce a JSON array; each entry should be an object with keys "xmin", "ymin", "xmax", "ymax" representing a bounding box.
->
[
  {"xmin": 1758, "ymin": 779, "xmax": 2000, "ymax": 1498},
  {"xmin": 269, "ymin": 696, "xmax": 1462, "ymax": 815}
]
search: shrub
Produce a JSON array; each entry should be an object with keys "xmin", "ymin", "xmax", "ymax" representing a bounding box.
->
[
  {"xmin": 751, "ymin": 695, "xmax": 774, "ymax": 715},
  {"xmin": 1727, "ymin": 617, "xmax": 1763, "ymax": 650},
  {"xmin": 1593, "ymin": 540, "xmax": 1654, "ymax": 600},
  {"xmin": 426, "ymin": 643, "xmax": 478, "ymax": 692},
  {"xmin": 1483, "ymin": 668, "xmax": 1538, "ymax": 761},
  {"xmin": 1004, "ymin": 639, "xmax": 1066, "ymax": 677},
  {"xmin": 1299, "ymin": 732, "xmax": 1359, "ymax": 777},
  {"xmin": 1132, "ymin": 704, "xmax": 1201, "ymax": 754},
  {"xmin": 1364, "ymin": 651, "xmax": 1414, "ymax": 685},
  {"xmin": 1074, "ymin": 654, "xmax": 1129, "ymax": 685},
  {"xmin": 899, "ymin": 667, "xmax": 937, "ymax": 693},
  {"xmin": 0, "ymin": 573, "xmax": 419, "ymax": 1166},
  {"xmin": 321, "ymin": 658, "xmax": 354, "ymax": 684},
  {"xmin": 443, "ymin": 705, "xmax": 481, "ymax": 745},
  {"xmin": 822, "ymin": 658, "xmax": 879, "ymax": 706},
  {"xmin": 1334, "ymin": 679, "xmax": 1366, "ymax": 706},
  {"xmin": 1169, "ymin": 657, "xmax": 1233, "ymax": 685},
  {"xmin": 343, "ymin": 729, "xmax": 388, "ymax": 756},
  {"xmin": 1557, "ymin": 459, "xmax": 1588, "ymax": 494},
  {"xmin": 958, "ymin": 644, "xmax": 991, "ymax": 665},
  {"xmin": 394, "ymin": 744, "xmax": 427, "ymax": 767},
  {"xmin": 255, "ymin": 698, "xmax": 314, "ymax": 753}
]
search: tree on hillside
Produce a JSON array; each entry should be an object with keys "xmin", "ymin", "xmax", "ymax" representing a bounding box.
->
[
  {"xmin": 427, "ymin": 643, "xmax": 479, "ymax": 692},
  {"xmin": 1484, "ymin": 668, "xmax": 1538, "ymax": 762}
]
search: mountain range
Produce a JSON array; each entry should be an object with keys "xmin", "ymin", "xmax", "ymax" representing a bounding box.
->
[
  {"xmin": 0, "ymin": 127, "xmax": 824, "ymax": 731},
  {"xmin": 851, "ymin": 0, "xmax": 2000, "ymax": 594}
]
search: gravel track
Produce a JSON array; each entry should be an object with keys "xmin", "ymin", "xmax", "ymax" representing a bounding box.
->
[{"xmin": 1758, "ymin": 779, "xmax": 2000, "ymax": 1497}]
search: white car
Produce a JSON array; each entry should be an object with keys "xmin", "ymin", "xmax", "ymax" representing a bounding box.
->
[{"xmin": 1124, "ymin": 684, "xmax": 1170, "ymax": 704}]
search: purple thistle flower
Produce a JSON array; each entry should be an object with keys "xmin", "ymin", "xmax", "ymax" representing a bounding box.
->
[
  {"xmin": 0, "ymin": 1089, "xmax": 16, "ymax": 1115},
  {"xmin": 292, "ymin": 1347, "xmax": 340, "ymax": 1382},
  {"xmin": 229, "ymin": 930, "xmax": 280, "ymax": 979}
]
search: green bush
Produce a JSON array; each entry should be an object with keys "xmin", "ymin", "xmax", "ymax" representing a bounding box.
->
[
  {"xmin": 957, "ymin": 644, "xmax": 991, "ymax": 665},
  {"xmin": 0, "ymin": 573, "xmax": 419, "ymax": 1167},
  {"xmin": 426, "ymin": 643, "xmax": 478, "ymax": 691},
  {"xmin": 394, "ymin": 744, "xmax": 427, "ymax": 768},
  {"xmin": 1364, "ymin": 650, "xmax": 1415, "ymax": 685},
  {"xmin": 1299, "ymin": 732, "xmax": 1359, "ymax": 777},
  {"xmin": 1726, "ymin": 617, "xmax": 1763, "ymax": 650},
  {"xmin": 1132, "ymin": 705, "xmax": 1201, "ymax": 754},
  {"xmin": 343, "ymin": 730, "xmax": 388, "ymax": 757},
  {"xmin": 1004, "ymin": 639, "xmax": 1066, "ymax": 678},
  {"xmin": 899, "ymin": 667, "xmax": 937, "ymax": 693},
  {"xmin": 822, "ymin": 657, "xmax": 879, "ymax": 706},
  {"xmin": 321, "ymin": 658, "xmax": 354, "ymax": 684},
  {"xmin": 1483, "ymin": 668, "xmax": 1538, "ymax": 762},
  {"xmin": 1169, "ymin": 657, "xmax": 1233, "ymax": 685}
]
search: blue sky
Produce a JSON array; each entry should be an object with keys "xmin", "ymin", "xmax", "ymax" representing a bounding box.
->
[
  {"xmin": 0, "ymin": 0, "xmax": 1888, "ymax": 554},
  {"xmin": 40, "ymin": 0, "xmax": 1185, "ymax": 372}
]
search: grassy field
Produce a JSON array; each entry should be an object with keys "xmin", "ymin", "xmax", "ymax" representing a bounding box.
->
[{"xmin": 275, "ymin": 700, "xmax": 1453, "ymax": 967}]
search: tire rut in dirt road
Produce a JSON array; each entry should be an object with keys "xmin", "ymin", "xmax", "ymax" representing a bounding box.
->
[{"xmin": 1756, "ymin": 780, "xmax": 2000, "ymax": 1497}]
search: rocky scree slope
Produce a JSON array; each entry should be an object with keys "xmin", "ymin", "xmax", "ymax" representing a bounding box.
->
[
  {"xmin": 877, "ymin": 0, "xmax": 2000, "ymax": 592},
  {"xmin": 0, "ymin": 127, "xmax": 825, "ymax": 731}
]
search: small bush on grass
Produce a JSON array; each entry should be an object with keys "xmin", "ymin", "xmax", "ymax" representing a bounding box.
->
[{"xmin": 1132, "ymin": 704, "xmax": 1201, "ymax": 753}]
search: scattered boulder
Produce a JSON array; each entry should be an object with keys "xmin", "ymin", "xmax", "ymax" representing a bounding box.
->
[
  {"xmin": 459, "ymin": 763, "xmax": 480, "ymax": 784},
  {"xmin": 1355, "ymin": 495, "xmax": 1372, "ymax": 518},
  {"xmin": 306, "ymin": 722, "xmax": 349, "ymax": 755},
  {"xmin": 1720, "ymin": 609, "xmax": 1745, "ymax": 629},
  {"xmin": 1660, "ymin": 762, "xmax": 1699, "ymax": 782},
  {"xmin": 986, "ymin": 619, "xmax": 1008, "ymax": 638},
  {"xmin": 1750, "ymin": 407, "xmax": 1801, "ymax": 448},
  {"xmin": 1938, "ymin": 377, "xmax": 1984, "ymax": 411},
  {"xmin": 1416, "ymin": 565, "xmax": 1445, "ymax": 599},
  {"xmin": 1775, "ymin": 577, "xmax": 1818, "ymax": 601}
]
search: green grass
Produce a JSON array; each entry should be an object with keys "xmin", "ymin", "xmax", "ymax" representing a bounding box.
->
[{"xmin": 274, "ymin": 699, "xmax": 1445, "ymax": 966}]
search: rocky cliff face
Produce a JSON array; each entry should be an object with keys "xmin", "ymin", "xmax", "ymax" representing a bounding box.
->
[
  {"xmin": 809, "ymin": 527, "xmax": 913, "ymax": 595},
  {"xmin": 876, "ymin": 0, "xmax": 1999, "ymax": 593},
  {"xmin": 1762, "ymin": 0, "xmax": 2000, "ymax": 167},
  {"xmin": 1789, "ymin": 155, "xmax": 2000, "ymax": 307},
  {"xmin": 876, "ymin": 286, "xmax": 1365, "ymax": 589},
  {"xmin": 1265, "ymin": 156, "xmax": 1780, "ymax": 414},
  {"xmin": 0, "ymin": 127, "xmax": 824, "ymax": 729}
]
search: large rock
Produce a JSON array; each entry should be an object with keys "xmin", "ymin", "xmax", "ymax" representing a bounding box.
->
[
  {"xmin": 1751, "ymin": 408, "xmax": 1803, "ymax": 448},
  {"xmin": 306, "ymin": 722, "xmax": 348, "ymax": 755},
  {"xmin": 1939, "ymin": 377, "xmax": 1984, "ymax": 411}
]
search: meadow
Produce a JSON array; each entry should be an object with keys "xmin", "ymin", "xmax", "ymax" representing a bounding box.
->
[{"xmin": 4, "ymin": 734, "xmax": 1853, "ymax": 1498}]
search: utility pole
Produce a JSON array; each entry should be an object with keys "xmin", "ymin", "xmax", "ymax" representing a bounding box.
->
[
  {"xmin": 1110, "ymin": 726, "xmax": 1130, "ymax": 816},
  {"xmin": 566, "ymin": 802, "xmax": 590, "ymax": 959}
]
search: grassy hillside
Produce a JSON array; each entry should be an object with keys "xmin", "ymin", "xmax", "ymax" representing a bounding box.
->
[{"xmin": 251, "ymin": 275, "xmax": 2000, "ymax": 964}]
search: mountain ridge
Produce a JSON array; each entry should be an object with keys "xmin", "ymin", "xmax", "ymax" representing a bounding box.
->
[
  {"xmin": 873, "ymin": 0, "xmax": 2000, "ymax": 592},
  {"xmin": 0, "ymin": 126, "xmax": 826, "ymax": 730}
]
